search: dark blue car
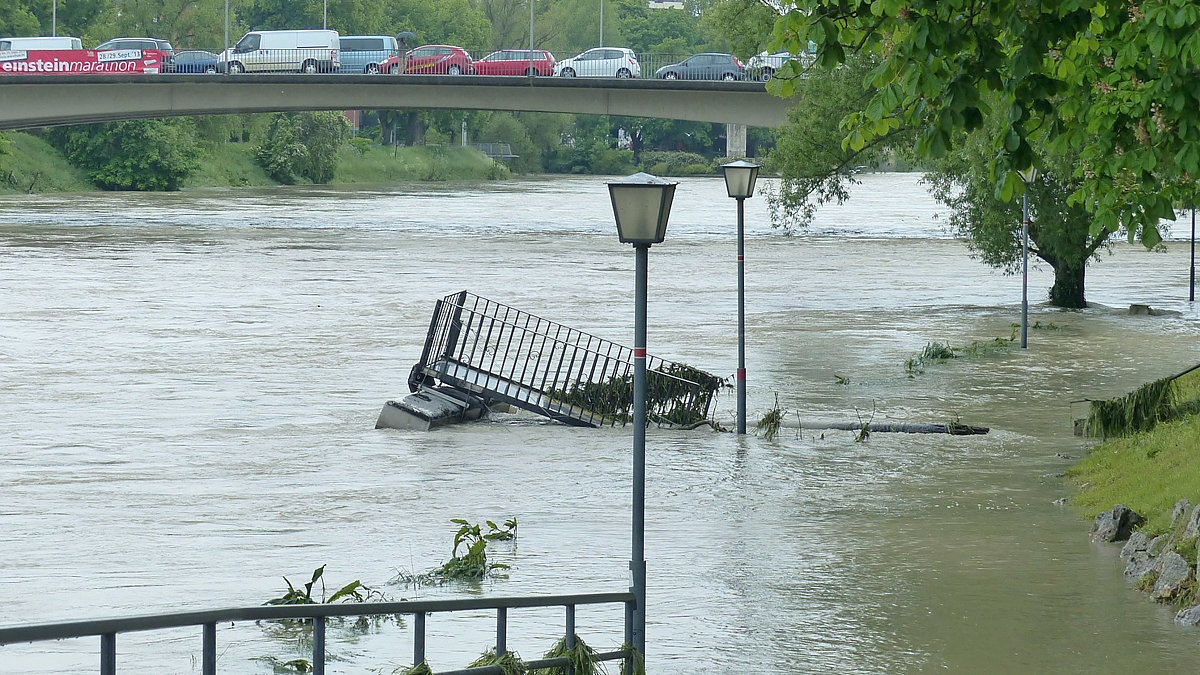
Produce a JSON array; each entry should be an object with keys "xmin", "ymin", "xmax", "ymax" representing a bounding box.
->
[{"xmin": 166, "ymin": 50, "xmax": 220, "ymax": 74}]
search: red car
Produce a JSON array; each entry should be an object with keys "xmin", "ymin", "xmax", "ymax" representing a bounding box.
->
[
  {"xmin": 380, "ymin": 44, "xmax": 473, "ymax": 75},
  {"xmin": 472, "ymin": 49, "xmax": 556, "ymax": 76}
]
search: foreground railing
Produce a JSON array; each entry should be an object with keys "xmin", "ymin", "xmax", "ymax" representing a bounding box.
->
[{"xmin": 0, "ymin": 591, "xmax": 635, "ymax": 674}]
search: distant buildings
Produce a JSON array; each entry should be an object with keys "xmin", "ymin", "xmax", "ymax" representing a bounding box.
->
[{"xmin": 648, "ymin": 0, "xmax": 684, "ymax": 9}]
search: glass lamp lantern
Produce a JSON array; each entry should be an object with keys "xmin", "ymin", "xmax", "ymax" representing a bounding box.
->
[
  {"xmin": 608, "ymin": 172, "xmax": 677, "ymax": 245},
  {"xmin": 722, "ymin": 159, "xmax": 760, "ymax": 199}
]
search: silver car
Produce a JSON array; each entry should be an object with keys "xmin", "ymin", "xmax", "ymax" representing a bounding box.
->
[{"xmin": 554, "ymin": 47, "xmax": 640, "ymax": 78}]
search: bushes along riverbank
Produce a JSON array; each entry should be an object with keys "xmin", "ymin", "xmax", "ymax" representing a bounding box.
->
[{"xmin": 0, "ymin": 130, "xmax": 504, "ymax": 194}]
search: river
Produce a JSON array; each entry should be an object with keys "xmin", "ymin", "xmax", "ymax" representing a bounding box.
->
[{"xmin": 2, "ymin": 173, "xmax": 1200, "ymax": 674}]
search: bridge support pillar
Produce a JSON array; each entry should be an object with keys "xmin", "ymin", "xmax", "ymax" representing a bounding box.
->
[{"xmin": 725, "ymin": 123, "xmax": 747, "ymax": 158}]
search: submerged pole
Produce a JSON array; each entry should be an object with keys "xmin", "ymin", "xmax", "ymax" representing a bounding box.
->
[
  {"xmin": 1021, "ymin": 190, "xmax": 1029, "ymax": 349},
  {"xmin": 631, "ymin": 243, "xmax": 647, "ymax": 658}
]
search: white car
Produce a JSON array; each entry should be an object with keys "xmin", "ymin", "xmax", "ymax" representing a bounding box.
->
[
  {"xmin": 554, "ymin": 47, "xmax": 640, "ymax": 78},
  {"xmin": 747, "ymin": 51, "xmax": 791, "ymax": 81}
]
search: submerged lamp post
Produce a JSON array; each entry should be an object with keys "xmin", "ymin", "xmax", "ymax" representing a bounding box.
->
[
  {"xmin": 722, "ymin": 160, "xmax": 760, "ymax": 435},
  {"xmin": 1018, "ymin": 165, "xmax": 1039, "ymax": 349},
  {"xmin": 608, "ymin": 172, "xmax": 677, "ymax": 660}
]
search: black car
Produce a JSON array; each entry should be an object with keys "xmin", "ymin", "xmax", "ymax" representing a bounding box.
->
[
  {"xmin": 655, "ymin": 53, "xmax": 746, "ymax": 81},
  {"xmin": 165, "ymin": 50, "xmax": 220, "ymax": 74}
]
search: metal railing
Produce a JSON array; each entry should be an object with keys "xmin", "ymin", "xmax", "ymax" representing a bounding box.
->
[
  {"xmin": 412, "ymin": 291, "xmax": 722, "ymax": 428},
  {"xmin": 0, "ymin": 592, "xmax": 635, "ymax": 675},
  {"xmin": 156, "ymin": 48, "xmax": 782, "ymax": 81}
]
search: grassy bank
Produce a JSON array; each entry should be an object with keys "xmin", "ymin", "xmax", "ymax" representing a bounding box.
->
[
  {"xmin": 0, "ymin": 132, "xmax": 95, "ymax": 193},
  {"xmin": 1067, "ymin": 413, "xmax": 1200, "ymax": 533},
  {"xmin": 2, "ymin": 132, "xmax": 503, "ymax": 193},
  {"xmin": 1067, "ymin": 365, "xmax": 1200, "ymax": 533}
]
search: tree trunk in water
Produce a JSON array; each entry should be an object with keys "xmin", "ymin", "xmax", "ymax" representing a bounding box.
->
[
  {"xmin": 1049, "ymin": 263, "xmax": 1086, "ymax": 308},
  {"xmin": 404, "ymin": 112, "xmax": 426, "ymax": 146}
]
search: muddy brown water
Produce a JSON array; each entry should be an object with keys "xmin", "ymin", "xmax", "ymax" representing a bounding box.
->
[{"xmin": 2, "ymin": 174, "xmax": 1200, "ymax": 673}]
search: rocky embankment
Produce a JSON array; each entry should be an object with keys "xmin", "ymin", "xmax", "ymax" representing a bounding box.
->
[{"xmin": 1093, "ymin": 502, "xmax": 1200, "ymax": 623}]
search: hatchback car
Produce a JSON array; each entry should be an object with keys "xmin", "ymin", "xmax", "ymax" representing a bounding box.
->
[
  {"xmin": 472, "ymin": 49, "xmax": 556, "ymax": 76},
  {"xmin": 554, "ymin": 47, "xmax": 639, "ymax": 78},
  {"xmin": 655, "ymin": 53, "xmax": 745, "ymax": 81},
  {"xmin": 165, "ymin": 50, "xmax": 219, "ymax": 73},
  {"xmin": 747, "ymin": 51, "xmax": 791, "ymax": 81},
  {"xmin": 380, "ymin": 44, "xmax": 473, "ymax": 74}
]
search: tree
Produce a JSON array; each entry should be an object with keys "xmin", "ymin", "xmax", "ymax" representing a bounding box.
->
[
  {"xmin": 255, "ymin": 111, "xmax": 350, "ymax": 184},
  {"xmin": 924, "ymin": 115, "xmax": 1145, "ymax": 309},
  {"xmin": 1, "ymin": 2, "xmax": 43, "ymax": 38},
  {"xmin": 46, "ymin": 119, "xmax": 199, "ymax": 191},
  {"xmin": 88, "ymin": 0, "xmax": 228, "ymax": 48},
  {"xmin": 767, "ymin": 0, "xmax": 1200, "ymax": 248}
]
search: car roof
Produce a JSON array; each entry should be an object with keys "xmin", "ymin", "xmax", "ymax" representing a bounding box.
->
[{"xmin": 415, "ymin": 44, "xmax": 465, "ymax": 49}]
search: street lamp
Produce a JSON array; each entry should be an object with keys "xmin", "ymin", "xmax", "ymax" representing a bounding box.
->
[
  {"xmin": 324, "ymin": 0, "xmax": 328, "ymax": 29},
  {"xmin": 607, "ymin": 172, "xmax": 677, "ymax": 661},
  {"xmin": 722, "ymin": 160, "xmax": 760, "ymax": 435},
  {"xmin": 1017, "ymin": 165, "xmax": 1039, "ymax": 349}
]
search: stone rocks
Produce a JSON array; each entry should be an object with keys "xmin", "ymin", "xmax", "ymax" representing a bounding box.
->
[
  {"xmin": 1091, "ymin": 504, "xmax": 1146, "ymax": 542},
  {"xmin": 1124, "ymin": 550, "xmax": 1158, "ymax": 584},
  {"xmin": 1184, "ymin": 503, "xmax": 1200, "ymax": 540},
  {"xmin": 1148, "ymin": 534, "xmax": 1169, "ymax": 557},
  {"xmin": 1153, "ymin": 552, "xmax": 1194, "ymax": 600},
  {"xmin": 1120, "ymin": 532, "xmax": 1150, "ymax": 561},
  {"xmin": 1170, "ymin": 499, "xmax": 1193, "ymax": 531},
  {"xmin": 1176, "ymin": 604, "xmax": 1200, "ymax": 626}
]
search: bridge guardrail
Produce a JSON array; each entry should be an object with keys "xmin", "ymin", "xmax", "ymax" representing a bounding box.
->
[
  {"xmin": 148, "ymin": 48, "xmax": 777, "ymax": 81},
  {"xmin": 0, "ymin": 591, "xmax": 636, "ymax": 675}
]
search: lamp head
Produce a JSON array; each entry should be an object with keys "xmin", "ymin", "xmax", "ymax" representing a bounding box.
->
[
  {"xmin": 608, "ymin": 172, "xmax": 677, "ymax": 245},
  {"xmin": 722, "ymin": 159, "xmax": 760, "ymax": 199},
  {"xmin": 1017, "ymin": 165, "xmax": 1039, "ymax": 184}
]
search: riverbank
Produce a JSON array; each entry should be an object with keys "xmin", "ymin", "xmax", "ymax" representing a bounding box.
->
[
  {"xmin": 1067, "ymin": 365, "xmax": 1200, "ymax": 533},
  {"xmin": 0, "ymin": 131, "xmax": 505, "ymax": 194}
]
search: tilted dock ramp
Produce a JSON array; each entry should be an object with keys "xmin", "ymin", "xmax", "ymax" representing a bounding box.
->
[{"xmin": 380, "ymin": 291, "xmax": 723, "ymax": 429}]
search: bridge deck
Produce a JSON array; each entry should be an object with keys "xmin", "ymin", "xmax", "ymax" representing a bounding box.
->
[{"xmin": 0, "ymin": 74, "xmax": 796, "ymax": 130}]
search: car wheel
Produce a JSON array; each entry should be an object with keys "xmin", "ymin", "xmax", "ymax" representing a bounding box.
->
[
  {"xmin": 526, "ymin": 68, "xmax": 537, "ymax": 76},
  {"xmin": 617, "ymin": 68, "xmax": 632, "ymax": 78},
  {"xmin": 448, "ymin": 64, "xmax": 462, "ymax": 75},
  {"xmin": 204, "ymin": 66, "xmax": 218, "ymax": 74},
  {"xmin": 366, "ymin": 63, "xmax": 380, "ymax": 74},
  {"xmin": 760, "ymin": 67, "xmax": 775, "ymax": 81},
  {"xmin": 228, "ymin": 61, "xmax": 244, "ymax": 74},
  {"xmin": 723, "ymin": 72, "xmax": 736, "ymax": 81},
  {"xmin": 388, "ymin": 64, "xmax": 399, "ymax": 74},
  {"xmin": 561, "ymin": 67, "xmax": 575, "ymax": 77},
  {"xmin": 301, "ymin": 60, "xmax": 318, "ymax": 74},
  {"xmin": 663, "ymin": 71, "xmax": 678, "ymax": 80}
]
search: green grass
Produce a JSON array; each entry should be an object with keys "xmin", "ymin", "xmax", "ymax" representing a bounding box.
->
[
  {"xmin": 0, "ymin": 132, "xmax": 95, "ymax": 193},
  {"xmin": 186, "ymin": 142, "xmax": 274, "ymax": 188},
  {"xmin": 332, "ymin": 145, "xmax": 497, "ymax": 183},
  {"xmin": 1066, "ymin": 411, "xmax": 1200, "ymax": 534}
]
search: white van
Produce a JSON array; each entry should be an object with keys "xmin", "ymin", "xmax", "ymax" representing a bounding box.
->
[
  {"xmin": 218, "ymin": 30, "xmax": 340, "ymax": 74},
  {"xmin": 0, "ymin": 36, "xmax": 83, "ymax": 51}
]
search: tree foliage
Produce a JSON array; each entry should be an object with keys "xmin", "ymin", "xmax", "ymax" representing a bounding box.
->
[
  {"xmin": 45, "ymin": 119, "xmax": 199, "ymax": 191},
  {"xmin": 255, "ymin": 111, "xmax": 350, "ymax": 184},
  {"xmin": 768, "ymin": 0, "xmax": 1200, "ymax": 247}
]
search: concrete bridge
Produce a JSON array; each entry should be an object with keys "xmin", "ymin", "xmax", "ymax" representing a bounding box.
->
[{"xmin": 0, "ymin": 74, "xmax": 795, "ymax": 132}]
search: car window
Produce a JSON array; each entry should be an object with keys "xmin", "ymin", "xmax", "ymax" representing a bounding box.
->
[
  {"xmin": 342, "ymin": 38, "xmax": 383, "ymax": 51},
  {"xmin": 603, "ymin": 49, "xmax": 622, "ymax": 60},
  {"xmin": 410, "ymin": 47, "xmax": 434, "ymax": 57},
  {"xmin": 236, "ymin": 34, "xmax": 260, "ymax": 51},
  {"xmin": 578, "ymin": 50, "xmax": 600, "ymax": 61},
  {"xmin": 436, "ymin": 47, "xmax": 454, "ymax": 56}
]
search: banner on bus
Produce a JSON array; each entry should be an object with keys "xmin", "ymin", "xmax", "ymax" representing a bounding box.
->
[{"xmin": 0, "ymin": 49, "xmax": 166, "ymax": 75}]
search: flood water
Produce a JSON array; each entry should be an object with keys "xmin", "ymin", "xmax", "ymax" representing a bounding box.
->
[{"xmin": 3, "ymin": 173, "xmax": 1200, "ymax": 674}]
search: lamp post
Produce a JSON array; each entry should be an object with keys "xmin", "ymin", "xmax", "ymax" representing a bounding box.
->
[
  {"xmin": 722, "ymin": 160, "xmax": 760, "ymax": 435},
  {"xmin": 1017, "ymin": 166, "xmax": 1039, "ymax": 349},
  {"xmin": 1191, "ymin": 206, "xmax": 1195, "ymax": 302},
  {"xmin": 600, "ymin": 0, "xmax": 604, "ymax": 45},
  {"xmin": 608, "ymin": 172, "xmax": 677, "ymax": 661},
  {"xmin": 324, "ymin": 0, "xmax": 328, "ymax": 29},
  {"xmin": 52, "ymin": 0, "xmax": 57, "ymax": 36}
]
